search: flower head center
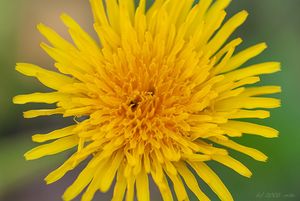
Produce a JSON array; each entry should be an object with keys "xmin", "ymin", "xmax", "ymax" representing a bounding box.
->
[{"xmin": 127, "ymin": 88, "xmax": 157, "ymax": 114}]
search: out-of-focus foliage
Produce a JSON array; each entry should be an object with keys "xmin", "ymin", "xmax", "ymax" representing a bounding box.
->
[{"xmin": 0, "ymin": 0, "xmax": 20, "ymax": 135}]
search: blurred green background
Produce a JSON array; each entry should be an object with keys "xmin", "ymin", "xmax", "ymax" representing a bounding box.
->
[{"xmin": 0, "ymin": 0, "xmax": 299, "ymax": 200}]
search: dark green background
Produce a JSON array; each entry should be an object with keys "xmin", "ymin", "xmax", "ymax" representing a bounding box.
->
[{"xmin": 0, "ymin": 0, "xmax": 299, "ymax": 200}]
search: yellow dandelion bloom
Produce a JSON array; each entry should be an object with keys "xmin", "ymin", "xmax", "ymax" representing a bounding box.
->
[{"xmin": 14, "ymin": 0, "xmax": 281, "ymax": 201}]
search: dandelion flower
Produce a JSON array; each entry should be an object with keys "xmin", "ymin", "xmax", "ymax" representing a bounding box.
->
[{"xmin": 14, "ymin": 0, "xmax": 281, "ymax": 200}]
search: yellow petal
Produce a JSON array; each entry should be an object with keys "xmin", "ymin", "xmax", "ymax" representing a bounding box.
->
[
  {"xmin": 222, "ymin": 42, "xmax": 268, "ymax": 73},
  {"xmin": 209, "ymin": 137, "xmax": 268, "ymax": 161},
  {"xmin": 223, "ymin": 120, "xmax": 279, "ymax": 138},
  {"xmin": 164, "ymin": 169, "xmax": 188, "ymax": 201},
  {"xmin": 151, "ymin": 156, "xmax": 164, "ymax": 184},
  {"xmin": 24, "ymin": 136, "xmax": 78, "ymax": 160},
  {"xmin": 61, "ymin": 13, "xmax": 100, "ymax": 51},
  {"xmin": 32, "ymin": 125, "xmax": 76, "ymax": 143},
  {"xmin": 207, "ymin": 10, "xmax": 248, "ymax": 56},
  {"xmin": 40, "ymin": 43, "xmax": 93, "ymax": 75},
  {"xmin": 111, "ymin": 166, "xmax": 127, "ymax": 201},
  {"xmin": 212, "ymin": 155, "xmax": 252, "ymax": 177},
  {"xmin": 60, "ymin": 14, "xmax": 103, "ymax": 68},
  {"xmin": 62, "ymin": 161, "xmax": 96, "ymax": 201},
  {"xmin": 134, "ymin": 0, "xmax": 147, "ymax": 42},
  {"xmin": 241, "ymin": 86, "xmax": 282, "ymax": 97},
  {"xmin": 106, "ymin": 0, "xmax": 120, "ymax": 32},
  {"xmin": 175, "ymin": 162, "xmax": 210, "ymax": 201},
  {"xmin": 81, "ymin": 158, "xmax": 110, "ymax": 201},
  {"xmin": 185, "ymin": 0, "xmax": 212, "ymax": 37},
  {"xmin": 37, "ymin": 23, "xmax": 76, "ymax": 50},
  {"xmin": 146, "ymin": 0, "xmax": 164, "ymax": 21},
  {"xmin": 119, "ymin": 0, "xmax": 135, "ymax": 22},
  {"xmin": 189, "ymin": 162, "xmax": 233, "ymax": 201},
  {"xmin": 201, "ymin": 0, "xmax": 231, "ymax": 43},
  {"xmin": 213, "ymin": 47, "xmax": 235, "ymax": 75},
  {"xmin": 205, "ymin": 0, "xmax": 231, "ymax": 24},
  {"xmin": 167, "ymin": 0, "xmax": 187, "ymax": 26},
  {"xmin": 224, "ymin": 62, "xmax": 281, "ymax": 81},
  {"xmin": 94, "ymin": 25, "xmax": 121, "ymax": 49},
  {"xmin": 202, "ymin": 11, "xmax": 226, "ymax": 46},
  {"xmin": 63, "ymin": 106, "xmax": 93, "ymax": 117},
  {"xmin": 228, "ymin": 109, "xmax": 270, "ymax": 119},
  {"xmin": 175, "ymin": 0, "xmax": 195, "ymax": 26},
  {"xmin": 136, "ymin": 171, "xmax": 150, "ymax": 201},
  {"xmin": 90, "ymin": 0, "xmax": 109, "ymax": 26},
  {"xmin": 151, "ymin": 173, "xmax": 173, "ymax": 201},
  {"xmin": 125, "ymin": 176, "xmax": 135, "ymax": 201},
  {"xmin": 231, "ymin": 76, "xmax": 260, "ymax": 89},
  {"xmin": 23, "ymin": 108, "xmax": 64, "ymax": 118},
  {"xmin": 13, "ymin": 92, "xmax": 69, "ymax": 104},
  {"xmin": 100, "ymin": 151, "xmax": 124, "ymax": 192},
  {"xmin": 16, "ymin": 63, "xmax": 75, "ymax": 90},
  {"xmin": 215, "ymin": 38, "xmax": 242, "ymax": 63},
  {"xmin": 215, "ymin": 97, "xmax": 281, "ymax": 110},
  {"xmin": 46, "ymin": 164, "xmax": 71, "ymax": 184},
  {"xmin": 182, "ymin": 153, "xmax": 211, "ymax": 162},
  {"xmin": 45, "ymin": 152, "xmax": 89, "ymax": 184},
  {"xmin": 217, "ymin": 87, "xmax": 245, "ymax": 101}
]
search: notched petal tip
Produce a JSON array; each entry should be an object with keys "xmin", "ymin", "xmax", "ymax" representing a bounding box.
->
[
  {"xmin": 44, "ymin": 174, "xmax": 57, "ymax": 185},
  {"xmin": 243, "ymin": 171, "xmax": 252, "ymax": 178},
  {"xmin": 62, "ymin": 194, "xmax": 71, "ymax": 201},
  {"xmin": 31, "ymin": 134, "xmax": 44, "ymax": 143},
  {"xmin": 259, "ymin": 154, "xmax": 268, "ymax": 162},
  {"xmin": 275, "ymin": 99, "xmax": 282, "ymax": 108},
  {"xmin": 23, "ymin": 111, "xmax": 37, "ymax": 119},
  {"xmin": 240, "ymin": 10, "xmax": 249, "ymax": 17},
  {"xmin": 60, "ymin": 12, "xmax": 69, "ymax": 20},
  {"xmin": 271, "ymin": 127, "xmax": 280, "ymax": 137},
  {"xmin": 235, "ymin": 37, "xmax": 243, "ymax": 44},
  {"xmin": 24, "ymin": 150, "xmax": 35, "ymax": 161},
  {"xmin": 12, "ymin": 95, "xmax": 23, "ymax": 104},
  {"xmin": 260, "ymin": 42, "xmax": 268, "ymax": 49},
  {"xmin": 60, "ymin": 13, "xmax": 77, "ymax": 29},
  {"xmin": 277, "ymin": 86, "xmax": 283, "ymax": 93},
  {"xmin": 15, "ymin": 63, "xmax": 32, "ymax": 75},
  {"xmin": 36, "ymin": 23, "xmax": 46, "ymax": 31},
  {"xmin": 273, "ymin": 62, "xmax": 282, "ymax": 72}
]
